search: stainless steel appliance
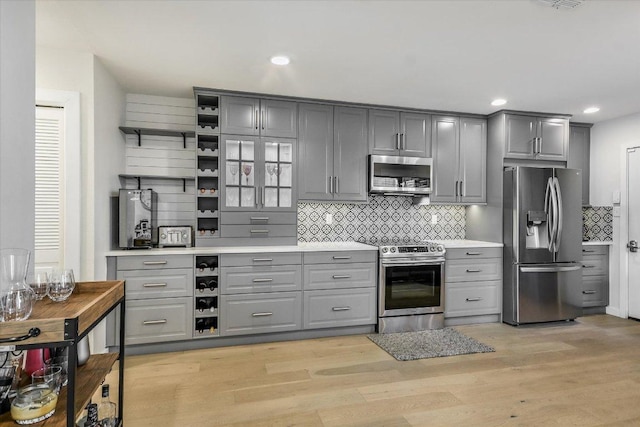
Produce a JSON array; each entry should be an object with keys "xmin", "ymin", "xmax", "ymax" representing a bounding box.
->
[
  {"xmin": 369, "ymin": 155, "xmax": 432, "ymax": 196},
  {"xmin": 378, "ymin": 242, "xmax": 445, "ymax": 333},
  {"xmin": 118, "ymin": 189, "xmax": 157, "ymax": 249},
  {"xmin": 158, "ymin": 226, "xmax": 193, "ymax": 248},
  {"xmin": 503, "ymin": 167, "xmax": 583, "ymax": 325}
]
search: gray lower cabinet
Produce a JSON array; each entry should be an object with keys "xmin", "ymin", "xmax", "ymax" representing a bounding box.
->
[
  {"xmin": 582, "ymin": 245, "xmax": 609, "ymax": 309},
  {"xmin": 220, "ymin": 292, "xmax": 302, "ymax": 335},
  {"xmin": 568, "ymin": 123, "xmax": 592, "ymax": 206},
  {"xmin": 221, "ymin": 265, "xmax": 302, "ymax": 294},
  {"xmin": 444, "ymin": 247, "xmax": 502, "ymax": 324},
  {"xmin": 303, "ymin": 288, "xmax": 376, "ymax": 329},
  {"xmin": 431, "ymin": 116, "xmax": 486, "ymax": 204},
  {"xmin": 115, "ymin": 254, "xmax": 194, "ymax": 345},
  {"xmin": 297, "ymin": 103, "xmax": 368, "ymax": 202}
]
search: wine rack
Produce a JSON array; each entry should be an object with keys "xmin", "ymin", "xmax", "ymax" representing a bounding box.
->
[
  {"xmin": 195, "ymin": 91, "xmax": 220, "ymax": 246},
  {"xmin": 194, "ymin": 255, "xmax": 219, "ymax": 338}
]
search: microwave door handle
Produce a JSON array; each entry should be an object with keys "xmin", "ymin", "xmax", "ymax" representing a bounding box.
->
[{"xmin": 554, "ymin": 177, "xmax": 563, "ymax": 252}]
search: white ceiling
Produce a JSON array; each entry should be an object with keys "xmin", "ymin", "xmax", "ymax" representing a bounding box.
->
[{"xmin": 36, "ymin": 0, "xmax": 640, "ymax": 123}]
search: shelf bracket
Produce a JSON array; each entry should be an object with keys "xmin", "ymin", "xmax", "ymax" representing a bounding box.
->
[
  {"xmin": 181, "ymin": 132, "xmax": 187, "ymax": 149},
  {"xmin": 134, "ymin": 129, "xmax": 141, "ymax": 146}
]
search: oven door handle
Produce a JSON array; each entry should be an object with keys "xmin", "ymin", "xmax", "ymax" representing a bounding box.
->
[{"xmin": 381, "ymin": 259, "xmax": 445, "ymax": 266}]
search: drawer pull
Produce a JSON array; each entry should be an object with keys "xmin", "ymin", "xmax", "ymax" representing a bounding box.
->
[
  {"xmin": 250, "ymin": 230, "xmax": 269, "ymax": 234},
  {"xmin": 143, "ymin": 319, "xmax": 167, "ymax": 325},
  {"xmin": 142, "ymin": 260, "xmax": 168, "ymax": 265},
  {"xmin": 583, "ymin": 265, "xmax": 595, "ymax": 269},
  {"xmin": 583, "ymin": 249, "xmax": 596, "ymax": 253},
  {"xmin": 252, "ymin": 312, "xmax": 273, "ymax": 317},
  {"xmin": 466, "ymin": 269, "xmax": 481, "ymax": 273},
  {"xmin": 582, "ymin": 290, "xmax": 596, "ymax": 295},
  {"xmin": 250, "ymin": 217, "xmax": 269, "ymax": 221},
  {"xmin": 332, "ymin": 306, "xmax": 351, "ymax": 311},
  {"xmin": 252, "ymin": 258, "xmax": 273, "ymax": 262},
  {"xmin": 332, "ymin": 256, "xmax": 352, "ymax": 260},
  {"xmin": 466, "ymin": 297, "xmax": 483, "ymax": 302},
  {"xmin": 143, "ymin": 283, "xmax": 168, "ymax": 288},
  {"xmin": 252, "ymin": 278, "xmax": 273, "ymax": 283},
  {"xmin": 332, "ymin": 275, "xmax": 352, "ymax": 279},
  {"xmin": 466, "ymin": 252, "xmax": 481, "ymax": 256}
]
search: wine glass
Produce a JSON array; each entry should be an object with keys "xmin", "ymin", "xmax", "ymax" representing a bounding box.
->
[
  {"xmin": 242, "ymin": 164, "xmax": 252, "ymax": 185},
  {"xmin": 48, "ymin": 269, "xmax": 75, "ymax": 302},
  {"xmin": 28, "ymin": 269, "xmax": 51, "ymax": 301},
  {"xmin": 266, "ymin": 164, "xmax": 276, "ymax": 185},
  {"xmin": 228, "ymin": 163, "xmax": 239, "ymax": 185}
]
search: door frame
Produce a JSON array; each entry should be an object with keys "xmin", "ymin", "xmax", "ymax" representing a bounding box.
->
[
  {"xmin": 619, "ymin": 145, "xmax": 640, "ymax": 319},
  {"xmin": 35, "ymin": 89, "xmax": 81, "ymax": 275}
]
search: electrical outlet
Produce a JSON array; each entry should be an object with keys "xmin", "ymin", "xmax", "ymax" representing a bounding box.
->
[
  {"xmin": 431, "ymin": 214, "xmax": 438, "ymax": 225},
  {"xmin": 325, "ymin": 213, "xmax": 333, "ymax": 225}
]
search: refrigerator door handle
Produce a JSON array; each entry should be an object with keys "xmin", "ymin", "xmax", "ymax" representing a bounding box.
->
[
  {"xmin": 545, "ymin": 177, "xmax": 558, "ymax": 252},
  {"xmin": 520, "ymin": 264, "xmax": 582, "ymax": 273},
  {"xmin": 553, "ymin": 177, "xmax": 563, "ymax": 252}
]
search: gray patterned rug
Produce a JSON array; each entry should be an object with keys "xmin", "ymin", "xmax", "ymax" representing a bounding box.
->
[{"xmin": 368, "ymin": 328, "xmax": 495, "ymax": 361}]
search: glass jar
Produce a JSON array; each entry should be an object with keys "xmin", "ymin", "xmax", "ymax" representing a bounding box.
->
[
  {"xmin": 10, "ymin": 383, "xmax": 58, "ymax": 424},
  {"xmin": 0, "ymin": 248, "xmax": 35, "ymax": 321}
]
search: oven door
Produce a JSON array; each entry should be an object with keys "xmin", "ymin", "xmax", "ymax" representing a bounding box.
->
[{"xmin": 379, "ymin": 259, "xmax": 444, "ymax": 317}]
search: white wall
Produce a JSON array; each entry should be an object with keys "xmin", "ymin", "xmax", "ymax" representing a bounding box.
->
[
  {"xmin": 0, "ymin": 0, "xmax": 35, "ymax": 252},
  {"xmin": 590, "ymin": 111, "xmax": 640, "ymax": 317}
]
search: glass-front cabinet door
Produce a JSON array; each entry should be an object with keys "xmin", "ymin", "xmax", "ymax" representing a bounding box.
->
[
  {"xmin": 263, "ymin": 139, "xmax": 293, "ymax": 209},
  {"xmin": 221, "ymin": 135, "xmax": 296, "ymax": 212}
]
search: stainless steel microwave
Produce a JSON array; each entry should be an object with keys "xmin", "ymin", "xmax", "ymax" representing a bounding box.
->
[{"xmin": 369, "ymin": 155, "xmax": 432, "ymax": 196}]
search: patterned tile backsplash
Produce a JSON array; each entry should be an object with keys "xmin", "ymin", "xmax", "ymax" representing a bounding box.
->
[
  {"xmin": 582, "ymin": 206, "xmax": 613, "ymax": 241},
  {"xmin": 297, "ymin": 196, "xmax": 465, "ymax": 244}
]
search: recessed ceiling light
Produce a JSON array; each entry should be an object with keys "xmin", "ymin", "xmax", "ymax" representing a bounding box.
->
[
  {"xmin": 491, "ymin": 99, "xmax": 507, "ymax": 106},
  {"xmin": 583, "ymin": 106, "xmax": 600, "ymax": 114},
  {"xmin": 270, "ymin": 56, "xmax": 290, "ymax": 66}
]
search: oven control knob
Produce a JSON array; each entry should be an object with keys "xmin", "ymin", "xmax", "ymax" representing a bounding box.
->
[
  {"xmin": 436, "ymin": 245, "xmax": 444, "ymax": 252},
  {"xmin": 381, "ymin": 247, "xmax": 388, "ymax": 253},
  {"xmin": 390, "ymin": 247, "xmax": 396, "ymax": 253},
  {"xmin": 160, "ymin": 233, "xmax": 167, "ymax": 239}
]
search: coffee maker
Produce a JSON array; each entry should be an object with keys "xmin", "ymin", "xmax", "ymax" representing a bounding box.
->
[{"xmin": 118, "ymin": 189, "xmax": 157, "ymax": 249}]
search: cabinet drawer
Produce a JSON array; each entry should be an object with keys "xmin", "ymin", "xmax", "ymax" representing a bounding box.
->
[
  {"xmin": 125, "ymin": 297, "xmax": 192, "ymax": 345},
  {"xmin": 445, "ymin": 247, "xmax": 502, "ymax": 260},
  {"xmin": 116, "ymin": 255, "xmax": 193, "ymax": 271},
  {"xmin": 303, "ymin": 263, "xmax": 376, "ymax": 290},
  {"xmin": 581, "ymin": 245, "xmax": 608, "ymax": 256},
  {"xmin": 221, "ymin": 224, "xmax": 296, "ymax": 238},
  {"xmin": 221, "ymin": 265, "xmax": 302, "ymax": 294},
  {"xmin": 582, "ymin": 276, "xmax": 608, "ymax": 307},
  {"xmin": 220, "ymin": 252, "xmax": 301, "ymax": 267},
  {"xmin": 445, "ymin": 258, "xmax": 501, "ymax": 282},
  {"xmin": 582, "ymin": 255, "xmax": 608, "ymax": 276},
  {"xmin": 303, "ymin": 288, "xmax": 376, "ymax": 329},
  {"xmin": 303, "ymin": 251, "xmax": 376, "ymax": 265},
  {"xmin": 220, "ymin": 212, "xmax": 297, "ymax": 225},
  {"xmin": 220, "ymin": 292, "xmax": 302, "ymax": 336},
  {"xmin": 445, "ymin": 281, "xmax": 500, "ymax": 318},
  {"xmin": 117, "ymin": 268, "xmax": 193, "ymax": 299}
]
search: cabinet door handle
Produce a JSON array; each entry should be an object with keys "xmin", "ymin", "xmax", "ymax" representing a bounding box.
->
[
  {"xmin": 252, "ymin": 258, "xmax": 273, "ymax": 262},
  {"xmin": 466, "ymin": 269, "xmax": 481, "ymax": 273},
  {"xmin": 402, "ymin": 133, "xmax": 406, "ymax": 150},
  {"xmin": 332, "ymin": 275, "xmax": 351, "ymax": 279},
  {"xmin": 143, "ymin": 319, "xmax": 167, "ymax": 325},
  {"xmin": 332, "ymin": 306, "xmax": 352, "ymax": 311},
  {"xmin": 250, "ymin": 229, "xmax": 269, "ymax": 234},
  {"xmin": 261, "ymin": 110, "xmax": 265, "ymax": 130},
  {"xmin": 250, "ymin": 217, "xmax": 269, "ymax": 222},
  {"xmin": 583, "ymin": 265, "xmax": 595, "ymax": 269},
  {"xmin": 252, "ymin": 312, "xmax": 273, "ymax": 317},
  {"xmin": 582, "ymin": 290, "xmax": 596, "ymax": 295},
  {"xmin": 455, "ymin": 181, "xmax": 459, "ymax": 197},
  {"xmin": 582, "ymin": 249, "xmax": 595, "ymax": 253},
  {"xmin": 143, "ymin": 283, "xmax": 168, "ymax": 288},
  {"xmin": 466, "ymin": 252, "xmax": 481, "ymax": 256},
  {"xmin": 332, "ymin": 256, "xmax": 352, "ymax": 260},
  {"xmin": 460, "ymin": 180, "xmax": 464, "ymax": 197},
  {"xmin": 252, "ymin": 278, "xmax": 273, "ymax": 283},
  {"xmin": 254, "ymin": 187, "xmax": 258, "ymax": 207},
  {"xmin": 466, "ymin": 297, "xmax": 483, "ymax": 302},
  {"xmin": 329, "ymin": 176, "xmax": 333, "ymax": 194},
  {"xmin": 142, "ymin": 261, "xmax": 168, "ymax": 265},
  {"xmin": 334, "ymin": 176, "xmax": 339, "ymax": 194},
  {"xmin": 396, "ymin": 133, "xmax": 400, "ymax": 150},
  {"xmin": 255, "ymin": 109, "xmax": 259, "ymax": 129}
]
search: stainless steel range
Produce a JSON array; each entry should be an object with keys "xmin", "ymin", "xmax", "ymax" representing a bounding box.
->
[{"xmin": 378, "ymin": 242, "xmax": 445, "ymax": 333}]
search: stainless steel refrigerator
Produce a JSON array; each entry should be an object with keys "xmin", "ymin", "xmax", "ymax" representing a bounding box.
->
[{"xmin": 503, "ymin": 167, "xmax": 583, "ymax": 325}]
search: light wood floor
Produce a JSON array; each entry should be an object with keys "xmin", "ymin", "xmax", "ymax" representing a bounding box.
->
[{"xmin": 119, "ymin": 315, "xmax": 640, "ymax": 426}]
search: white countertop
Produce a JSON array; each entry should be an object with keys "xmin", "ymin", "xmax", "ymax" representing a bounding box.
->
[
  {"xmin": 432, "ymin": 239, "xmax": 503, "ymax": 248},
  {"xmin": 582, "ymin": 241, "xmax": 613, "ymax": 246},
  {"xmin": 106, "ymin": 241, "xmax": 377, "ymax": 256}
]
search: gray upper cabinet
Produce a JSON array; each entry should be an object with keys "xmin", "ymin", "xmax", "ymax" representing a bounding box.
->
[
  {"xmin": 298, "ymin": 104, "xmax": 367, "ymax": 202},
  {"xmin": 221, "ymin": 96, "xmax": 297, "ymax": 138},
  {"xmin": 369, "ymin": 109, "xmax": 431, "ymax": 157},
  {"xmin": 504, "ymin": 113, "xmax": 568, "ymax": 161},
  {"xmin": 568, "ymin": 123, "xmax": 591, "ymax": 206},
  {"xmin": 432, "ymin": 116, "xmax": 486, "ymax": 204}
]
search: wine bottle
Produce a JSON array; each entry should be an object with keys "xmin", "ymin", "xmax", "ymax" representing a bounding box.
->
[
  {"xmin": 207, "ymin": 279, "xmax": 217, "ymax": 291},
  {"xmin": 84, "ymin": 403, "xmax": 99, "ymax": 427},
  {"xmin": 197, "ymin": 261, "xmax": 209, "ymax": 271},
  {"xmin": 97, "ymin": 384, "xmax": 117, "ymax": 427},
  {"xmin": 196, "ymin": 298, "xmax": 209, "ymax": 312},
  {"xmin": 196, "ymin": 318, "xmax": 205, "ymax": 333}
]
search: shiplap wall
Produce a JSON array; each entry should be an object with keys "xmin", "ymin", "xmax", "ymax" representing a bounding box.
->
[{"xmin": 122, "ymin": 94, "xmax": 196, "ymax": 228}]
